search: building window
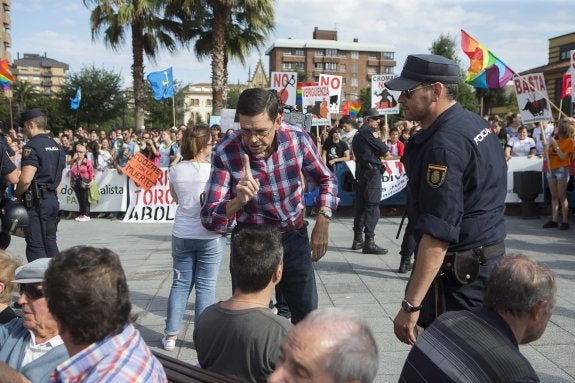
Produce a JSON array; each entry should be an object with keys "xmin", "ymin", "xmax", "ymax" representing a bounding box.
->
[
  {"xmin": 351, "ymin": 51, "xmax": 359, "ymax": 59},
  {"xmin": 282, "ymin": 62, "xmax": 293, "ymax": 70},
  {"xmin": 384, "ymin": 51, "xmax": 394, "ymax": 60},
  {"xmin": 295, "ymin": 49, "xmax": 304, "ymax": 56},
  {"xmin": 367, "ymin": 68, "xmax": 377, "ymax": 75},
  {"xmin": 384, "ymin": 67, "xmax": 394, "ymax": 74},
  {"xmin": 351, "ymin": 63, "xmax": 358, "ymax": 73},
  {"xmin": 340, "ymin": 64, "xmax": 346, "ymax": 71},
  {"xmin": 315, "ymin": 49, "xmax": 324, "ymax": 57},
  {"xmin": 296, "ymin": 62, "xmax": 304, "ymax": 71},
  {"xmin": 283, "ymin": 50, "xmax": 291, "ymax": 56},
  {"xmin": 351, "ymin": 78, "xmax": 358, "ymax": 87},
  {"xmin": 315, "ymin": 62, "xmax": 324, "ymax": 70},
  {"xmin": 368, "ymin": 54, "xmax": 378, "ymax": 61},
  {"xmin": 325, "ymin": 62, "xmax": 337, "ymax": 71},
  {"xmin": 206, "ymin": 99, "xmax": 212, "ymax": 106},
  {"xmin": 326, "ymin": 49, "xmax": 337, "ymax": 57},
  {"xmin": 559, "ymin": 43, "xmax": 575, "ymax": 60}
]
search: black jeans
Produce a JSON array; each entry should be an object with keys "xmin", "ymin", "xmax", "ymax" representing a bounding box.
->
[
  {"xmin": 25, "ymin": 196, "xmax": 60, "ymax": 262},
  {"xmin": 73, "ymin": 185, "xmax": 90, "ymax": 216},
  {"xmin": 353, "ymin": 168, "xmax": 382, "ymax": 236}
]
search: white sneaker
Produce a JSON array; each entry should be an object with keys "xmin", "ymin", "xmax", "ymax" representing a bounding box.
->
[
  {"xmin": 162, "ymin": 336, "xmax": 176, "ymax": 351},
  {"xmin": 74, "ymin": 216, "xmax": 81, "ymax": 221},
  {"xmin": 77, "ymin": 215, "xmax": 90, "ymax": 222}
]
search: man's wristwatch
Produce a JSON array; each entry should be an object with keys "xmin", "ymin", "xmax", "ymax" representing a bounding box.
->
[
  {"xmin": 318, "ymin": 209, "xmax": 332, "ymax": 221},
  {"xmin": 401, "ymin": 299, "xmax": 422, "ymax": 313}
]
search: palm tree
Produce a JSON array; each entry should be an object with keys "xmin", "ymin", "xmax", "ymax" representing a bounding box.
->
[
  {"xmin": 83, "ymin": 0, "xmax": 184, "ymax": 129},
  {"xmin": 169, "ymin": 0, "xmax": 275, "ymax": 115},
  {"xmin": 11, "ymin": 80, "xmax": 39, "ymax": 114}
]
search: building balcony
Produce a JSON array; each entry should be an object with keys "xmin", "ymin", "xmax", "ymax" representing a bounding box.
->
[
  {"xmin": 282, "ymin": 55, "xmax": 305, "ymax": 63},
  {"xmin": 313, "ymin": 56, "xmax": 340, "ymax": 64}
]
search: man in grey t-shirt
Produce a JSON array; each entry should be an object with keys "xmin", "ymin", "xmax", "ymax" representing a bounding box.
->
[{"xmin": 193, "ymin": 226, "xmax": 292, "ymax": 383}]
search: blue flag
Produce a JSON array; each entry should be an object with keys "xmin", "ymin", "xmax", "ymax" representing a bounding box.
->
[
  {"xmin": 147, "ymin": 67, "xmax": 174, "ymax": 100},
  {"xmin": 70, "ymin": 86, "xmax": 81, "ymax": 110}
]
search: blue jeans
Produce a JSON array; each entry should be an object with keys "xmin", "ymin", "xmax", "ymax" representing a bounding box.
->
[{"xmin": 164, "ymin": 235, "xmax": 224, "ymax": 336}]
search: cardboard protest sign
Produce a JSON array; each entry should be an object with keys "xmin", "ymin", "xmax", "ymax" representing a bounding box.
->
[
  {"xmin": 371, "ymin": 74, "xmax": 400, "ymax": 115},
  {"xmin": 301, "ymin": 85, "xmax": 330, "ymax": 126},
  {"xmin": 514, "ymin": 73, "xmax": 552, "ymax": 123},
  {"xmin": 319, "ymin": 74, "xmax": 343, "ymax": 114},
  {"xmin": 123, "ymin": 152, "xmax": 162, "ymax": 190},
  {"xmin": 271, "ymin": 72, "xmax": 297, "ymax": 107}
]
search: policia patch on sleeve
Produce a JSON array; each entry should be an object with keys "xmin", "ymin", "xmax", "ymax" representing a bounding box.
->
[
  {"xmin": 427, "ymin": 164, "xmax": 447, "ymax": 188},
  {"xmin": 23, "ymin": 148, "xmax": 32, "ymax": 159}
]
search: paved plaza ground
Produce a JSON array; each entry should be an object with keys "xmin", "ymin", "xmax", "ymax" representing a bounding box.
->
[{"xmin": 7, "ymin": 211, "xmax": 575, "ymax": 382}]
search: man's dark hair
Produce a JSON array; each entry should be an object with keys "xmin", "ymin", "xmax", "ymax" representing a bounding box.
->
[
  {"xmin": 44, "ymin": 246, "xmax": 132, "ymax": 345},
  {"xmin": 236, "ymin": 88, "xmax": 281, "ymax": 122},
  {"xmin": 339, "ymin": 115, "xmax": 353, "ymax": 126},
  {"xmin": 444, "ymin": 83, "xmax": 459, "ymax": 101},
  {"xmin": 232, "ymin": 226, "xmax": 283, "ymax": 293}
]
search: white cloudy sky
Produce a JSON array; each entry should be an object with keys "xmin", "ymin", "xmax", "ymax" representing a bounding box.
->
[{"xmin": 11, "ymin": 0, "xmax": 574, "ymax": 87}]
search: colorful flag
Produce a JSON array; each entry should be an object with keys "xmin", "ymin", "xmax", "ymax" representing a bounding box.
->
[
  {"xmin": 349, "ymin": 101, "xmax": 362, "ymax": 117},
  {"xmin": 0, "ymin": 59, "xmax": 15, "ymax": 90},
  {"xmin": 147, "ymin": 67, "xmax": 174, "ymax": 100},
  {"xmin": 461, "ymin": 30, "xmax": 514, "ymax": 88},
  {"xmin": 70, "ymin": 86, "xmax": 81, "ymax": 110},
  {"xmin": 342, "ymin": 101, "xmax": 349, "ymax": 115},
  {"xmin": 561, "ymin": 72, "xmax": 572, "ymax": 99}
]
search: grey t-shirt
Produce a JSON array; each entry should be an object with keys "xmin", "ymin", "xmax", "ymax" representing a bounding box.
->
[{"xmin": 193, "ymin": 303, "xmax": 293, "ymax": 383}]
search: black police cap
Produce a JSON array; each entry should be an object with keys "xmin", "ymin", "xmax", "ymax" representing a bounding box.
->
[
  {"xmin": 385, "ymin": 54, "xmax": 460, "ymax": 91},
  {"xmin": 20, "ymin": 108, "xmax": 45, "ymax": 123}
]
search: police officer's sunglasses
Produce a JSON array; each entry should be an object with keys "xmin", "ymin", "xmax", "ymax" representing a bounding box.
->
[{"xmin": 401, "ymin": 83, "xmax": 436, "ymax": 99}]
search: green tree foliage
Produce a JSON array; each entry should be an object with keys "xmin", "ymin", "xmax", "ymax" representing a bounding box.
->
[
  {"xmin": 65, "ymin": 65, "xmax": 125, "ymax": 130},
  {"xmin": 429, "ymin": 33, "xmax": 479, "ymax": 113},
  {"xmin": 168, "ymin": 0, "xmax": 275, "ymax": 115},
  {"xmin": 83, "ymin": 0, "xmax": 185, "ymax": 131},
  {"xmin": 11, "ymin": 81, "xmax": 40, "ymax": 114}
]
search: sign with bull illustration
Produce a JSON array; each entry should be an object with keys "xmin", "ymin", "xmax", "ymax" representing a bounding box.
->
[
  {"xmin": 371, "ymin": 74, "xmax": 400, "ymax": 115},
  {"xmin": 514, "ymin": 72, "xmax": 552, "ymax": 123},
  {"xmin": 301, "ymin": 85, "xmax": 331, "ymax": 126}
]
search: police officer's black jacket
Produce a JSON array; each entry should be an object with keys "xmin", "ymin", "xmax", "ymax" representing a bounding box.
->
[
  {"xmin": 352, "ymin": 123, "xmax": 389, "ymax": 168},
  {"xmin": 21, "ymin": 133, "xmax": 66, "ymax": 189},
  {"xmin": 402, "ymin": 103, "xmax": 506, "ymax": 252}
]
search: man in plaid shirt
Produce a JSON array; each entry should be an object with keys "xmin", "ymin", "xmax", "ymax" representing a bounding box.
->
[{"xmin": 201, "ymin": 88, "xmax": 338, "ymax": 324}]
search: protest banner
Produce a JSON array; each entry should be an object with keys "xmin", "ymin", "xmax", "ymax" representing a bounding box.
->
[
  {"xmin": 514, "ymin": 73, "xmax": 552, "ymax": 123},
  {"xmin": 345, "ymin": 159, "xmax": 407, "ymax": 200},
  {"xmin": 301, "ymin": 85, "xmax": 330, "ymax": 126},
  {"xmin": 371, "ymin": 74, "xmax": 400, "ymax": 115},
  {"xmin": 271, "ymin": 71, "xmax": 297, "ymax": 107},
  {"xmin": 123, "ymin": 168, "xmax": 177, "ymax": 223},
  {"xmin": 123, "ymin": 152, "xmax": 163, "ymax": 190},
  {"xmin": 58, "ymin": 169, "xmax": 127, "ymax": 212},
  {"xmin": 319, "ymin": 74, "xmax": 343, "ymax": 114}
]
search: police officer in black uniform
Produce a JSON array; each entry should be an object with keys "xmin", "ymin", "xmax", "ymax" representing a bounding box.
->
[
  {"xmin": 0, "ymin": 131, "xmax": 20, "ymax": 249},
  {"xmin": 351, "ymin": 108, "xmax": 390, "ymax": 254},
  {"xmin": 15, "ymin": 108, "xmax": 66, "ymax": 262},
  {"xmin": 385, "ymin": 55, "xmax": 506, "ymax": 345}
]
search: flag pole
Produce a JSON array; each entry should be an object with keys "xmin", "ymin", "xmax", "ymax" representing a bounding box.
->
[
  {"xmin": 8, "ymin": 94, "xmax": 12, "ymax": 132},
  {"xmin": 172, "ymin": 95, "xmax": 176, "ymax": 127},
  {"xmin": 558, "ymin": 98, "xmax": 564, "ymax": 120}
]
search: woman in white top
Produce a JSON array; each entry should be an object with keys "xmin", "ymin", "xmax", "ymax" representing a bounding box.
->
[
  {"xmin": 162, "ymin": 125, "xmax": 225, "ymax": 351},
  {"xmin": 504, "ymin": 125, "xmax": 536, "ymax": 159},
  {"xmin": 158, "ymin": 129, "xmax": 173, "ymax": 168}
]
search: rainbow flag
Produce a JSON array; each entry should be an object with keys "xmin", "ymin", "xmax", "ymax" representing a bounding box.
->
[
  {"xmin": 461, "ymin": 30, "xmax": 514, "ymax": 88},
  {"xmin": 349, "ymin": 101, "xmax": 362, "ymax": 117},
  {"xmin": 0, "ymin": 59, "xmax": 15, "ymax": 89}
]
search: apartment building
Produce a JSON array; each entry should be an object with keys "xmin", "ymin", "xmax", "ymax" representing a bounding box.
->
[
  {"xmin": 12, "ymin": 53, "xmax": 69, "ymax": 96},
  {"xmin": 0, "ymin": 0, "xmax": 10, "ymax": 62},
  {"xmin": 181, "ymin": 82, "xmax": 212, "ymax": 124},
  {"xmin": 266, "ymin": 27, "xmax": 396, "ymax": 102}
]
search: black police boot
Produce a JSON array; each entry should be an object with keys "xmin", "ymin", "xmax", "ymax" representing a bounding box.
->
[
  {"xmin": 398, "ymin": 255, "xmax": 413, "ymax": 274},
  {"xmin": 362, "ymin": 235, "xmax": 388, "ymax": 255},
  {"xmin": 351, "ymin": 231, "xmax": 364, "ymax": 250}
]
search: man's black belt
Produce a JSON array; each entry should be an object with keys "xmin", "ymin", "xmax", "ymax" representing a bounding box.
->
[
  {"xmin": 236, "ymin": 214, "xmax": 307, "ymax": 234},
  {"xmin": 445, "ymin": 241, "xmax": 505, "ymax": 265}
]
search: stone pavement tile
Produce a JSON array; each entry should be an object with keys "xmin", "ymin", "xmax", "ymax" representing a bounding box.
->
[
  {"xmin": 536, "ymin": 371, "xmax": 574, "ymax": 383},
  {"xmin": 529, "ymin": 345, "xmax": 575, "ymax": 370},
  {"xmin": 377, "ymin": 351, "xmax": 409, "ymax": 382},
  {"xmin": 329, "ymin": 292, "xmax": 379, "ymax": 305},
  {"xmin": 530, "ymin": 322, "xmax": 575, "ymax": 345},
  {"xmin": 372, "ymin": 332, "xmax": 412, "ymax": 353}
]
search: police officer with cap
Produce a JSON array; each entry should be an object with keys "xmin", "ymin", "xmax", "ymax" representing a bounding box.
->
[
  {"xmin": 385, "ymin": 54, "xmax": 506, "ymax": 345},
  {"xmin": 351, "ymin": 108, "xmax": 390, "ymax": 254},
  {"xmin": 15, "ymin": 108, "xmax": 66, "ymax": 262}
]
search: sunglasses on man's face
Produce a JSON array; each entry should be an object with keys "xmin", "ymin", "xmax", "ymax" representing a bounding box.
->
[
  {"xmin": 19, "ymin": 283, "xmax": 44, "ymax": 300},
  {"xmin": 401, "ymin": 83, "xmax": 436, "ymax": 99}
]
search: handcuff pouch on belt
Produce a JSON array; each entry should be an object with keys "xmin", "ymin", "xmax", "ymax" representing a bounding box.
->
[{"xmin": 442, "ymin": 248, "xmax": 481, "ymax": 285}]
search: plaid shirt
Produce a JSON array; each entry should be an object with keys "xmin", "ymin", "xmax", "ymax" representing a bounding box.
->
[
  {"xmin": 201, "ymin": 122, "xmax": 338, "ymax": 233},
  {"xmin": 50, "ymin": 324, "xmax": 167, "ymax": 383}
]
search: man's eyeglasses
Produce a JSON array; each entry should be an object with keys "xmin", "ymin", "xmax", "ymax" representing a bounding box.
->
[
  {"xmin": 239, "ymin": 127, "xmax": 274, "ymax": 138},
  {"xmin": 401, "ymin": 83, "xmax": 436, "ymax": 99},
  {"xmin": 19, "ymin": 283, "xmax": 44, "ymax": 300}
]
